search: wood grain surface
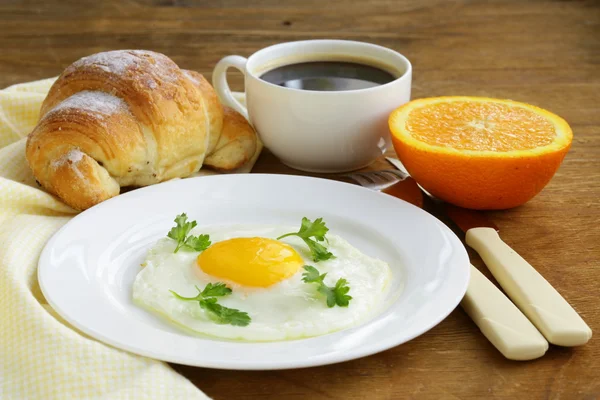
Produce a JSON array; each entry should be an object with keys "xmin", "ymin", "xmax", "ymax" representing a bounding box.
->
[{"xmin": 2, "ymin": 0, "xmax": 598, "ymax": 398}]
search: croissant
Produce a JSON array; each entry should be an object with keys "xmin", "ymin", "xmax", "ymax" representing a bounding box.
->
[{"xmin": 25, "ymin": 50, "xmax": 257, "ymax": 211}]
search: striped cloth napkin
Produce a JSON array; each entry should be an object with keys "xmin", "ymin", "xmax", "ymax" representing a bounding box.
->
[{"xmin": 0, "ymin": 77, "xmax": 256, "ymax": 399}]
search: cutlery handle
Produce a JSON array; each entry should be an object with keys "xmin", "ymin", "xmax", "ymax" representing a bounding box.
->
[
  {"xmin": 466, "ymin": 227, "xmax": 592, "ymax": 346},
  {"xmin": 461, "ymin": 264, "xmax": 548, "ymax": 360}
]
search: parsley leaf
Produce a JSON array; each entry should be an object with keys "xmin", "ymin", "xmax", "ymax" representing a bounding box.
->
[
  {"xmin": 170, "ymin": 283, "xmax": 251, "ymax": 327},
  {"xmin": 277, "ymin": 217, "xmax": 334, "ymax": 262},
  {"xmin": 199, "ymin": 298, "xmax": 251, "ymax": 327},
  {"xmin": 200, "ymin": 282, "xmax": 232, "ymax": 297},
  {"xmin": 167, "ymin": 213, "xmax": 196, "ymax": 246},
  {"xmin": 302, "ymin": 265, "xmax": 326, "ymax": 284},
  {"xmin": 184, "ymin": 234, "xmax": 211, "ymax": 252},
  {"xmin": 318, "ymin": 285, "xmax": 337, "ymax": 308},
  {"xmin": 167, "ymin": 213, "xmax": 212, "ymax": 253},
  {"xmin": 301, "ymin": 265, "xmax": 352, "ymax": 308},
  {"xmin": 305, "ymin": 240, "xmax": 333, "ymax": 262},
  {"xmin": 299, "ymin": 217, "xmax": 328, "ymax": 241},
  {"xmin": 332, "ymin": 278, "xmax": 352, "ymax": 307}
]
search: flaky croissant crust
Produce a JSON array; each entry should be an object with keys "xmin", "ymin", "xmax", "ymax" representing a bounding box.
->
[{"xmin": 26, "ymin": 50, "xmax": 256, "ymax": 210}]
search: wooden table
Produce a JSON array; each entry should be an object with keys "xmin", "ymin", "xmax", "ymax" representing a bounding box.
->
[{"xmin": 2, "ymin": 0, "xmax": 598, "ymax": 398}]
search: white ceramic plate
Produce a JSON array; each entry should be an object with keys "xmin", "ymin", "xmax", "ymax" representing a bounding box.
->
[{"xmin": 39, "ymin": 174, "xmax": 469, "ymax": 370}]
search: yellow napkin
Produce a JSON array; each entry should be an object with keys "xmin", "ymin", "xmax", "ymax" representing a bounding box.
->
[{"xmin": 0, "ymin": 78, "xmax": 220, "ymax": 399}]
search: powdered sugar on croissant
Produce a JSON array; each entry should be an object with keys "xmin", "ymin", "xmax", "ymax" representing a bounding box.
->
[{"xmin": 26, "ymin": 50, "xmax": 257, "ymax": 210}]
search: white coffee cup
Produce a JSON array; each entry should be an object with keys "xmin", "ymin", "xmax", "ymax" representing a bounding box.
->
[{"xmin": 212, "ymin": 40, "xmax": 412, "ymax": 173}]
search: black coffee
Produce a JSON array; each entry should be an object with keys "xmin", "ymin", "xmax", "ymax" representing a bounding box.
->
[{"xmin": 259, "ymin": 61, "xmax": 397, "ymax": 91}]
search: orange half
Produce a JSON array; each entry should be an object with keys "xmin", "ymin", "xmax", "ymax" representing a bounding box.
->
[{"xmin": 389, "ymin": 96, "xmax": 573, "ymax": 209}]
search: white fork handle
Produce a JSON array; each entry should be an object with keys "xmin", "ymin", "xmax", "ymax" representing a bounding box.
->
[{"xmin": 466, "ymin": 227, "xmax": 592, "ymax": 346}]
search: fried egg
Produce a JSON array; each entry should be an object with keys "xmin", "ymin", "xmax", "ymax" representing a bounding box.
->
[{"xmin": 133, "ymin": 225, "xmax": 392, "ymax": 341}]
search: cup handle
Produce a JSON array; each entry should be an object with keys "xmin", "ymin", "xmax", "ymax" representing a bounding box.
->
[{"xmin": 212, "ymin": 55, "xmax": 249, "ymax": 121}]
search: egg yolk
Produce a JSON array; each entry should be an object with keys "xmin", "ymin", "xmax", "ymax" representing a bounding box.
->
[{"xmin": 197, "ymin": 237, "xmax": 304, "ymax": 287}]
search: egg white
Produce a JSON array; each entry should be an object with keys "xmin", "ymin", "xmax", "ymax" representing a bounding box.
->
[{"xmin": 132, "ymin": 225, "xmax": 392, "ymax": 341}]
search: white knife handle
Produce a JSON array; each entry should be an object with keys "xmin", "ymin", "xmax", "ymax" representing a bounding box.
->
[
  {"xmin": 461, "ymin": 264, "xmax": 548, "ymax": 360},
  {"xmin": 466, "ymin": 227, "xmax": 592, "ymax": 346}
]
